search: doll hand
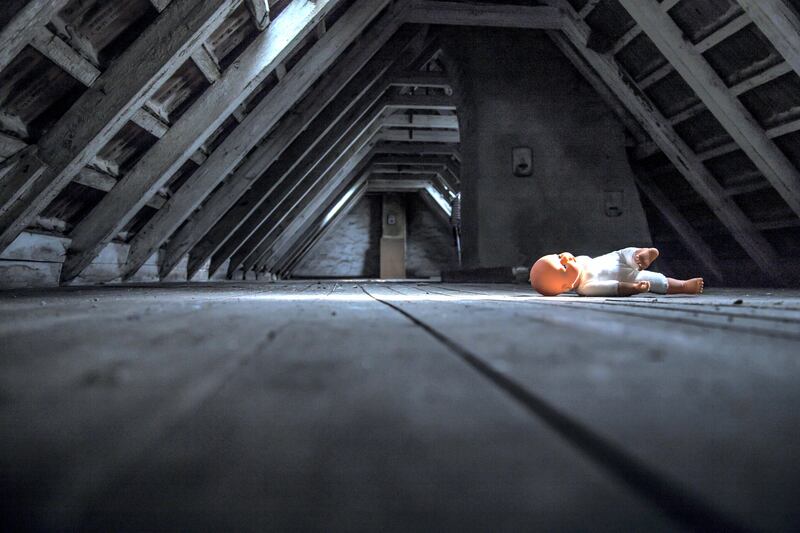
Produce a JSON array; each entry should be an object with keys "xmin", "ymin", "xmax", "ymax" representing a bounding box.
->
[{"xmin": 634, "ymin": 280, "xmax": 651, "ymax": 293}]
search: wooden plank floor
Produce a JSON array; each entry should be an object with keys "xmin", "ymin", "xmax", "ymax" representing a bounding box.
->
[{"xmin": 1, "ymin": 282, "xmax": 799, "ymax": 531}]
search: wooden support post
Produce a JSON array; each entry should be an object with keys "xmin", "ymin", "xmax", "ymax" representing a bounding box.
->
[
  {"xmin": 633, "ymin": 174, "xmax": 725, "ymax": 282},
  {"xmin": 178, "ymin": 30, "xmax": 432, "ymax": 280},
  {"xmin": 120, "ymin": 0, "xmax": 394, "ymax": 281},
  {"xmin": 618, "ymin": 0, "xmax": 800, "ymax": 221},
  {"xmin": 736, "ymin": 0, "xmax": 800, "ymax": 78},
  {"xmin": 0, "ymin": 0, "xmax": 70, "ymax": 73},
  {"xmin": 380, "ymin": 193, "xmax": 406, "ymax": 279},
  {"xmin": 58, "ymin": 0, "xmax": 341, "ymax": 284},
  {"xmin": 0, "ymin": 0, "xmax": 239, "ymax": 255},
  {"xmin": 549, "ymin": 10, "xmax": 782, "ymax": 280},
  {"xmin": 405, "ymin": 1, "xmax": 562, "ymax": 29}
]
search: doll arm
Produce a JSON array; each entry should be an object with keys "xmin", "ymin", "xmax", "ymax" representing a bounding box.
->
[{"xmin": 577, "ymin": 280, "xmax": 619, "ymax": 296}]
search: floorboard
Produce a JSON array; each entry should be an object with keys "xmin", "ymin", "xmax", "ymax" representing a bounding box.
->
[
  {"xmin": 1, "ymin": 282, "xmax": 671, "ymax": 531},
  {"xmin": 1, "ymin": 281, "xmax": 798, "ymax": 531}
]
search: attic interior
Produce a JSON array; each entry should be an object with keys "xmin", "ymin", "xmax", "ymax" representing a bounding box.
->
[{"xmin": 2, "ymin": 0, "xmax": 800, "ymax": 530}]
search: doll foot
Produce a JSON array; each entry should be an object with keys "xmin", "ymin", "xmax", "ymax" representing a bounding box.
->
[
  {"xmin": 684, "ymin": 278, "xmax": 704, "ymax": 294},
  {"xmin": 635, "ymin": 247, "xmax": 659, "ymax": 270}
]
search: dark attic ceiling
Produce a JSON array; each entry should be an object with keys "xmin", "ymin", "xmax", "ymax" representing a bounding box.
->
[{"xmin": 0, "ymin": 0, "xmax": 798, "ymax": 286}]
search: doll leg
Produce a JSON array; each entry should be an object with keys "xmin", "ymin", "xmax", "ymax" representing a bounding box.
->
[
  {"xmin": 634, "ymin": 247, "xmax": 659, "ymax": 270},
  {"xmin": 666, "ymin": 277, "xmax": 704, "ymax": 294}
]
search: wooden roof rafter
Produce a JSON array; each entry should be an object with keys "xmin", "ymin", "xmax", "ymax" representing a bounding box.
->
[
  {"xmin": 172, "ymin": 26, "xmax": 436, "ymax": 280},
  {"xmin": 0, "ymin": 0, "xmax": 240, "ymax": 254},
  {"xmin": 546, "ymin": 1, "xmax": 783, "ymax": 282},
  {"xmin": 118, "ymin": 0, "xmax": 399, "ymax": 281},
  {"xmin": 180, "ymin": 30, "xmax": 444, "ymax": 280},
  {"xmin": 58, "ymin": 0, "xmax": 345, "ymax": 284},
  {"xmin": 618, "ymin": 0, "xmax": 800, "ymax": 223}
]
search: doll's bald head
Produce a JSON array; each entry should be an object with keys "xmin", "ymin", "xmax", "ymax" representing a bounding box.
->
[{"xmin": 530, "ymin": 252, "xmax": 581, "ymax": 296}]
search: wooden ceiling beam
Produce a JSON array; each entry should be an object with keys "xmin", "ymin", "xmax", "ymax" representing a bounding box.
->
[
  {"xmin": 120, "ymin": 0, "xmax": 394, "ymax": 281},
  {"xmin": 0, "ymin": 0, "xmax": 239, "ymax": 256},
  {"xmin": 618, "ymin": 0, "xmax": 800, "ymax": 222},
  {"xmin": 381, "ymin": 114, "xmax": 459, "ymax": 129},
  {"xmin": 404, "ymin": 1, "xmax": 563, "ymax": 29},
  {"xmin": 550, "ymin": 6, "xmax": 782, "ymax": 280},
  {"xmin": 373, "ymin": 141, "xmax": 462, "ymax": 160},
  {"xmin": 57, "ymin": 0, "xmax": 342, "ymax": 284},
  {"xmin": 378, "ymin": 128, "xmax": 460, "ymax": 143},
  {"xmin": 736, "ymin": 0, "xmax": 800, "ymax": 79},
  {"xmin": 389, "ymin": 71, "xmax": 453, "ymax": 89}
]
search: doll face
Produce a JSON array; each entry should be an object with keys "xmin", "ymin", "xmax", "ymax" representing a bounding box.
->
[{"xmin": 530, "ymin": 252, "xmax": 581, "ymax": 296}]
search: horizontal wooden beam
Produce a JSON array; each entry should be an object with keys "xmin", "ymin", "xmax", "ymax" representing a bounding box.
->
[
  {"xmin": 381, "ymin": 114, "xmax": 459, "ymax": 129},
  {"xmin": 405, "ymin": 1, "xmax": 562, "ymax": 29},
  {"xmin": 389, "ymin": 71, "xmax": 453, "ymax": 89},
  {"xmin": 374, "ymin": 141, "xmax": 462, "ymax": 160},
  {"xmin": 379, "ymin": 128, "xmax": 460, "ymax": 143}
]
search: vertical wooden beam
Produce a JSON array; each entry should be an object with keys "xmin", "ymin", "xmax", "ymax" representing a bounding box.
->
[
  {"xmin": 0, "ymin": 0, "xmax": 70, "ymax": 73},
  {"xmin": 549, "ymin": 11, "xmax": 782, "ymax": 280},
  {"xmin": 58, "ymin": 0, "xmax": 341, "ymax": 283},
  {"xmin": 0, "ymin": 0, "xmax": 239, "ymax": 255},
  {"xmin": 618, "ymin": 0, "xmax": 800, "ymax": 220},
  {"xmin": 120, "ymin": 0, "xmax": 396, "ymax": 280},
  {"xmin": 736, "ymin": 0, "xmax": 800, "ymax": 78}
]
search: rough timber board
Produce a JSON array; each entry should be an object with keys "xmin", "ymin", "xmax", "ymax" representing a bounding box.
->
[
  {"xmin": 364, "ymin": 283, "xmax": 800, "ymax": 532},
  {"xmin": 0, "ymin": 283, "xmax": 673, "ymax": 531}
]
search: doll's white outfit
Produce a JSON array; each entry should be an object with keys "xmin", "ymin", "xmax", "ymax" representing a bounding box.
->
[{"xmin": 574, "ymin": 247, "xmax": 667, "ymax": 296}]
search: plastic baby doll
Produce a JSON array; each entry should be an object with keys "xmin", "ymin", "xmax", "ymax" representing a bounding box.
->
[{"xmin": 530, "ymin": 247, "xmax": 704, "ymax": 297}]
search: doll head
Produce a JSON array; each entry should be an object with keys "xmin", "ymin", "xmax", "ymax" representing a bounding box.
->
[{"xmin": 530, "ymin": 252, "xmax": 581, "ymax": 296}]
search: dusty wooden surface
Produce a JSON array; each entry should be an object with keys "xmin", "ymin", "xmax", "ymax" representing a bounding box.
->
[{"xmin": 1, "ymin": 282, "xmax": 799, "ymax": 531}]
